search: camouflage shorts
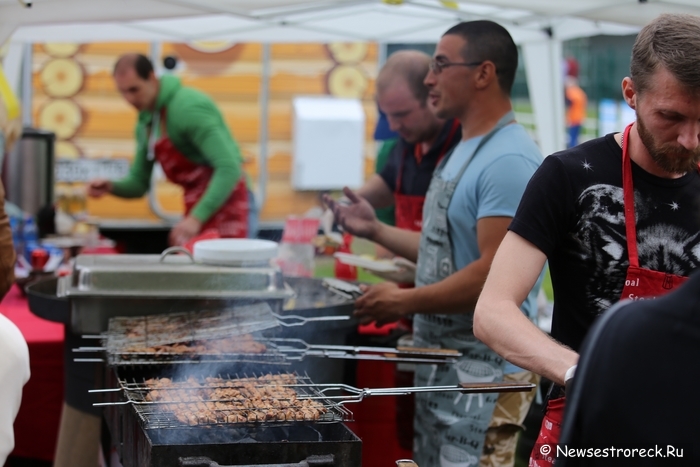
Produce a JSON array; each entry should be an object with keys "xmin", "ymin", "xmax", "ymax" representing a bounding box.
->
[{"xmin": 480, "ymin": 370, "xmax": 541, "ymax": 467}]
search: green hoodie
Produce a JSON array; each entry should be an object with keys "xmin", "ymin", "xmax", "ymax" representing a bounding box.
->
[{"xmin": 111, "ymin": 75, "xmax": 243, "ymax": 223}]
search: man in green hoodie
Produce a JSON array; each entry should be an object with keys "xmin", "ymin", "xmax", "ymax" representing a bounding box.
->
[{"xmin": 88, "ymin": 54, "xmax": 250, "ymax": 246}]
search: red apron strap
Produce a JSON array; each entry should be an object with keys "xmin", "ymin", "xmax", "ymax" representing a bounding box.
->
[
  {"xmin": 394, "ymin": 146, "xmax": 409, "ymax": 195},
  {"xmin": 621, "ymin": 123, "xmax": 640, "ymax": 268}
]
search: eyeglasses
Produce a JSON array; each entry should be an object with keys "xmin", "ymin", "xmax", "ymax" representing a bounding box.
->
[{"xmin": 429, "ymin": 58, "xmax": 485, "ymax": 74}]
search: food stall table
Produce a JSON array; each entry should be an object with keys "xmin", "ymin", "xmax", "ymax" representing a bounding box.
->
[{"xmin": 0, "ymin": 284, "xmax": 64, "ymax": 462}]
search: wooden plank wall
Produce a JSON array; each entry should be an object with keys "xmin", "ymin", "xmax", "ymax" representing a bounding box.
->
[{"xmin": 32, "ymin": 42, "xmax": 379, "ymax": 222}]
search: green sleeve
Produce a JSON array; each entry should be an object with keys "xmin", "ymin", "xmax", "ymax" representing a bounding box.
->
[
  {"xmin": 375, "ymin": 138, "xmax": 397, "ymax": 172},
  {"xmin": 374, "ymin": 138, "xmax": 397, "ymax": 226},
  {"xmin": 111, "ymin": 125, "xmax": 154, "ymax": 198},
  {"xmin": 179, "ymin": 100, "xmax": 242, "ymax": 223}
]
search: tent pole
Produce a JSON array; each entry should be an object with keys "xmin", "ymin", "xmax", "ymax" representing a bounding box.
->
[
  {"xmin": 522, "ymin": 37, "xmax": 565, "ymax": 157},
  {"xmin": 257, "ymin": 42, "xmax": 270, "ymax": 211},
  {"xmin": 20, "ymin": 42, "xmax": 32, "ymax": 126}
]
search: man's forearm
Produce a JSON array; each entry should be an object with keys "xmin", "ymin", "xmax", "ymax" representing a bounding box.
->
[
  {"xmin": 475, "ymin": 298, "xmax": 578, "ymax": 385},
  {"xmin": 371, "ymin": 223, "xmax": 421, "ymax": 263},
  {"xmin": 401, "ymin": 256, "xmax": 491, "ymax": 316}
]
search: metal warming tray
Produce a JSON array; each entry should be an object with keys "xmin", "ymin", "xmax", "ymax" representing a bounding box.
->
[{"xmin": 53, "ymin": 253, "xmax": 294, "ymax": 333}]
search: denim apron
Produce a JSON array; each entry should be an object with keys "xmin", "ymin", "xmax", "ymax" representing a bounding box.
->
[{"xmin": 413, "ymin": 112, "xmax": 514, "ymax": 467}]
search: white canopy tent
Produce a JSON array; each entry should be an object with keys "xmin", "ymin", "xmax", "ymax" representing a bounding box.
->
[{"xmin": 2, "ymin": 0, "xmax": 698, "ymax": 208}]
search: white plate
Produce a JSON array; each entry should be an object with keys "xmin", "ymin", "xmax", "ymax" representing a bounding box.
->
[
  {"xmin": 333, "ymin": 252, "xmax": 400, "ymax": 272},
  {"xmin": 194, "ymin": 239, "xmax": 278, "ymax": 266}
]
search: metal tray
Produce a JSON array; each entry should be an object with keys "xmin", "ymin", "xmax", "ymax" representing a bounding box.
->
[{"xmin": 35, "ymin": 254, "xmax": 294, "ymax": 334}]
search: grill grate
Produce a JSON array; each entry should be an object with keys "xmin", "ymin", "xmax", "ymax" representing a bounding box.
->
[
  {"xmin": 105, "ymin": 303, "xmax": 281, "ymax": 349},
  {"xmin": 104, "ymin": 337, "xmax": 290, "ymax": 366},
  {"xmin": 115, "ymin": 372, "xmax": 353, "ymax": 429}
]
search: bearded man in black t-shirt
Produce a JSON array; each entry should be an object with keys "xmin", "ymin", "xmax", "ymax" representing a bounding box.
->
[{"xmin": 473, "ymin": 13, "xmax": 700, "ymax": 467}]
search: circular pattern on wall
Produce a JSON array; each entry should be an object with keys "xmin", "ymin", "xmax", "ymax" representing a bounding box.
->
[
  {"xmin": 55, "ymin": 140, "xmax": 82, "ymax": 159},
  {"xmin": 327, "ymin": 43, "xmax": 369, "ymax": 64},
  {"xmin": 43, "ymin": 43, "xmax": 81, "ymax": 58},
  {"xmin": 189, "ymin": 40, "xmax": 237, "ymax": 53},
  {"xmin": 38, "ymin": 99, "xmax": 83, "ymax": 140},
  {"xmin": 172, "ymin": 43, "xmax": 244, "ymax": 75},
  {"xmin": 327, "ymin": 65, "xmax": 369, "ymax": 99},
  {"xmin": 40, "ymin": 58, "xmax": 85, "ymax": 98}
]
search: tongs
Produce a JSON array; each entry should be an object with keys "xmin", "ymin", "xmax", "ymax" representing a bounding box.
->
[
  {"xmin": 90, "ymin": 381, "xmax": 535, "ymax": 406},
  {"xmin": 81, "ymin": 303, "xmax": 351, "ymax": 346},
  {"xmin": 269, "ymin": 338, "xmax": 462, "ymax": 363},
  {"xmin": 295, "ymin": 381, "xmax": 536, "ymax": 404}
]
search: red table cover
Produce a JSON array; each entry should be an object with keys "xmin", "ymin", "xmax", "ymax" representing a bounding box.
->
[{"xmin": 0, "ymin": 284, "xmax": 64, "ymax": 461}]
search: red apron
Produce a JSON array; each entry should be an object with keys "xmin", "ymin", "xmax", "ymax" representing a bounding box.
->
[
  {"xmin": 393, "ymin": 120, "xmax": 460, "ymax": 231},
  {"xmin": 153, "ymin": 112, "xmax": 248, "ymax": 243},
  {"xmin": 529, "ymin": 123, "xmax": 689, "ymax": 467}
]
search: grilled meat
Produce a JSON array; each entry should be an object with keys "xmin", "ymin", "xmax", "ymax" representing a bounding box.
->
[
  {"xmin": 142, "ymin": 374, "xmax": 327, "ymax": 426},
  {"xmin": 125, "ymin": 333, "xmax": 267, "ymax": 355}
]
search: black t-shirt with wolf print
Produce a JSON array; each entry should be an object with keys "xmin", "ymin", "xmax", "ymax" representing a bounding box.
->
[{"xmin": 510, "ymin": 133, "xmax": 700, "ymax": 351}]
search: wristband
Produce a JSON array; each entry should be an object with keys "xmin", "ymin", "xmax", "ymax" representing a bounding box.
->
[{"xmin": 564, "ymin": 364, "xmax": 577, "ymax": 383}]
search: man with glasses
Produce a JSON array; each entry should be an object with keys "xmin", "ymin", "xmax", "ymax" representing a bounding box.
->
[{"xmin": 325, "ymin": 21, "xmax": 543, "ymax": 466}]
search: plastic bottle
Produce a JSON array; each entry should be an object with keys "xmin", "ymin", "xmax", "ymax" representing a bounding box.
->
[
  {"xmin": 23, "ymin": 216, "xmax": 39, "ymax": 262},
  {"xmin": 334, "ymin": 233, "xmax": 357, "ymax": 281},
  {"xmin": 10, "ymin": 216, "xmax": 23, "ymax": 258}
]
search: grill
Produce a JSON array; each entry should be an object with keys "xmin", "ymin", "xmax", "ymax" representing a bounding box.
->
[
  {"xmin": 96, "ymin": 302, "xmax": 351, "ymax": 347},
  {"xmin": 96, "ymin": 369, "xmax": 534, "ymax": 429},
  {"xmin": 97, "ymin": 366, "xmax": 533, "ymax": 467},
  {"xmin": 101, "ymin": 367, "xmax": 362, "ymax": 467},
  {"xmin": 97, "ymin": 372, "xmax": 354, "ymax": 429},
  {"xmin": 75, "ymin": 308, "xmax": 463, "ymax": 367},
  {"xmin": 76, "ymin": 336, "xmax": 463, "ymax": 366}
]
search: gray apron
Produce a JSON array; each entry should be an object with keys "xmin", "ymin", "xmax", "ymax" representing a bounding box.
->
[{"xmin": 413, "ymin": 112, "xmax": 515, "ymax": 467}]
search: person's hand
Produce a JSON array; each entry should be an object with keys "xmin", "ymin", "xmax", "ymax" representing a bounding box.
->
[
  {"xmin": 169, "ymin": 216, "xmax": 202, "ymax": 246},
  {"xmin": 321, "ymin": 187, "xmax": 380, "ymax": 240},
  {"xmin": 367, "ymin": 257, "xmax": 417, "ymax": 283},
  {"xmin": 86, "ymin": 179, "xmax": 113, "ymax": 198},
  {"xmin": 353, "ymin": 282, "xmax": 408, "ymax": 326}
]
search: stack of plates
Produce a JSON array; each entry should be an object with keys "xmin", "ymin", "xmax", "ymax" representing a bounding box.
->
[{"xmin": 193, "ymin": 239, "xmax": 279, "ymax": 266}]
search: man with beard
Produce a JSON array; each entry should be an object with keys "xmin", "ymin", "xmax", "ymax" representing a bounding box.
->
[{"xmin": 474, "ymin": 13, "xmax": 700, "ymax": 467}]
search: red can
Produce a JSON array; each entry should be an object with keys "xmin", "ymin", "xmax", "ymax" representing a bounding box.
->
[{"xmin": 31, "ymin": 248, "xmax": 50, "ymax": 270}]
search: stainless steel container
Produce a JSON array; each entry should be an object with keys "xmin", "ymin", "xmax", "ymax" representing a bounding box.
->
[
  {"xmin": 2, "ymin": 127, "xmax": 55, "ymax": 215},
  {"xmin": 55, "ymin": 254, "xmax": 294, "ymax": 333}
]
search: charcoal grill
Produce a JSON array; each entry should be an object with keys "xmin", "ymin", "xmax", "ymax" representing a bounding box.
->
[
  {"xmin": 75, "ymin": 336, "xmax": 462, "ymax": 366},
  {"xmin": 95, "ymin": 370, "xmax": 534, "ymax": 429},
  {"xmin": 178, "ymin": 454, "xmax": 336, "ymax": 466},
  {"xmin": 101, "ymin": 367, "xmax": 362, "ymax": 467},
  {"xmin": 74, "ymin": 308, "xmax": 462, "ymax": 366}
]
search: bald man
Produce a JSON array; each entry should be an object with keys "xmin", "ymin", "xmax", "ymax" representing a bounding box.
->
[
  {"xmin": 87, "ymin": 54, "xmax": 251, "ymax": 246},
  {"xmin": 357, "ymin": 50, "xmax": 461, "ymax": 234}
]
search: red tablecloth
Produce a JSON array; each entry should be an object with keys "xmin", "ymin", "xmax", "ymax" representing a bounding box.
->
[{"xmin": 0, "ymin": 284, "xmax": 64, "ymax": 462}]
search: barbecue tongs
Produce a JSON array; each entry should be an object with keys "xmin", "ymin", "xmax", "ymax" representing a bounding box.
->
[
  {"xmin": 74, "ymin": 338, "xmax": 463, "ymax": 365},
  {"xmin": 91, "ymin": 380, "xmax": 536, "ymax": 405}
]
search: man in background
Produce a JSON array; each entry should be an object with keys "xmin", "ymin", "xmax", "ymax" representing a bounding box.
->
[
  {"xmin": 87, "ymin": 54, "xmax": 251, "ymax": 246},
  {"xmin": 564, "ymin": 57, "xmax": 587, "ymax": 148},
  {"xmin": 327, "ymin": 21, "xmax": 543, "ymax": 466},
  {"xmin": 357, "ymin": 50, "xmax": 461, "ymax": 240}
]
